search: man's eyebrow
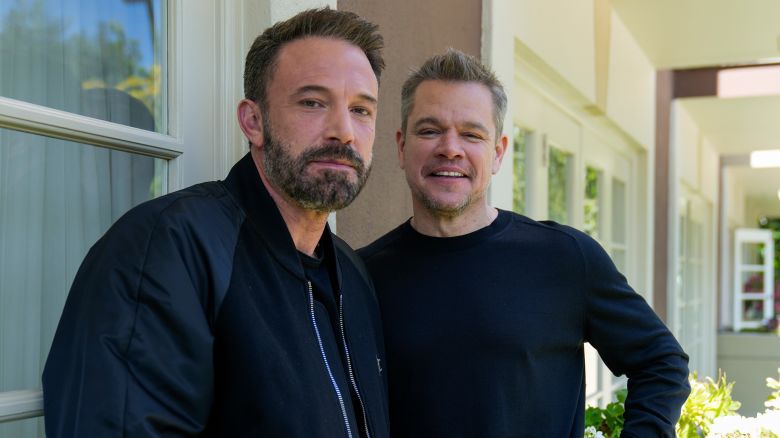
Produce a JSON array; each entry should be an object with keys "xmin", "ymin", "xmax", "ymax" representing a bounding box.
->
[
  {"xmin": 412, "ymin": 117, "xmax": 490, "ymax": 134},
  {"xmin": 293, "ymin": 85, "xmax": 377, "ymax": 105},
  {"xmin": 412, "ymin": 117, "xmax": 442, "ymax": 130},
  {"xmin": 460, "ymin": 121, "xmax": 490, "ymax": 133}
]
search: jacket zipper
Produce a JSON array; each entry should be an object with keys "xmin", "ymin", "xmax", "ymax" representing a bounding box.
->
[
  {"xmin": 307, "ymin": 281, "xmax": 353, "ymax": 438},
  {"xmin": 339, "ymin": 293, "xmax": 372, "ymax": 438}
]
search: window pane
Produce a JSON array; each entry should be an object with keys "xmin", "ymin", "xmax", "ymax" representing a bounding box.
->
[
  {"xmin": 741, "ymin": 242, "xmax": 766, "ymax": 265},
  {"xmin": 513, "ymin": 127, "xmax": 529, "ymax": 214},
  {"xmin": 612, "ymin": 248, "xmax": 626, "ymax": 273},
  {"xmin": 741, "ymin": 271, "xmax": 766, "ymax": 293},
  {"xmin": 0, "ymin": 0, "xmax": 167, "ymax": 133},
  {"xmin": 583, "ymin": 166, "xmax": 600, "ymax": 239},
  {"xmin": 611, "ymin": 178, "xmax": 626, "ymax": 245},
  {"xmin": 743, "ymin": 300, "xmax": 765, "ymax": 322},
  {"xmin": 547, "ymin": 146, "xmax": 571, "ymax": 224},
  {"xmin": 0, "ymin": 128, "xmax": 165, "ymax": 401},
  {"xmin": 0, "ymin": 416, "xmax": 43, "ymax": 438}
]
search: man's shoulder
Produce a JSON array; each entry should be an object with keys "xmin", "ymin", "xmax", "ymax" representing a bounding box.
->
[
  {"xmin": 107, "ymin": 180, "xmax": 243, "ymax": 243},
  {"xmin": 356, "ymin": 221, "xmax": 409, "ymax": 262},
  {"xmin": 503, "ymin": 210, "xmax": 597, "ymax": 249}
]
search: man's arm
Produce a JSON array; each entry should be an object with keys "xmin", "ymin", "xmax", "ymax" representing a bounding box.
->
[
  {"xmin": 43, "ymin": 202, "xmax": 220, "ymax": 437},
  {"xmin": 579, "ymin": 233, "xmax": 690, "ymax": 437}
]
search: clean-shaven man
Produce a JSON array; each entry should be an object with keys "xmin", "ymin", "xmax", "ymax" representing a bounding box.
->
[{"xmin": 359, "ymin": 49, "xmax": 689, "ymax": 437}]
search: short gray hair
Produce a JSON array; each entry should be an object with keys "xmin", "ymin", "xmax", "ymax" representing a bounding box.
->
[{"xmin": 400, "ymin": 48, "xmax": 507, "ymax": 139}]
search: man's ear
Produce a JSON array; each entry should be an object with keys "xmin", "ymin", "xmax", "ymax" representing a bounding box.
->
[
  {"xmin": 237, "ymin": 99, "xmax": 265, "ymax": 149},
  {"xmin": 396, "ymin": 129, "xmax": 406, "ymax": 169},
  {"xmin": 492, "ymin": 133, "xmax": 509, "ymax": 174}
]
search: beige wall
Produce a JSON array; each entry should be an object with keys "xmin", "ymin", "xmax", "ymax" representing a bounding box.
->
[
  {"xmin": 718, "ymin": 333, "xmax": 780, "ymax": 417},
  {"xmin": 336, "ymin": 0, "xmax": 482, "ymax": 248}
]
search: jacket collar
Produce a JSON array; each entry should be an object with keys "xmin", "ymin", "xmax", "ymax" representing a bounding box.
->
[{"xmin": 222, "ymin": 153, "xmax": 342, "ymax": 286}]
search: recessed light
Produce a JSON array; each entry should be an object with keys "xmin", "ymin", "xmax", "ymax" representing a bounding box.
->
[{"xmin": 750, "ymin": 149, "xmax": 780, "ymax": 168}]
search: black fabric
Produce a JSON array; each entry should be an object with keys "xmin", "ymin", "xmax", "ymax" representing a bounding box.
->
[
  {"xmin": 42, "ymin": 152, "xmax": 389, "ymax": 437},
  {"xmin": 300, "ymin": 245, "xmax": 370, "ymax": 438},
  {"xmin": 300, "ymin": 245, "xmax": 339, "ymax": 326},
  {"xmin": 359, "ymin": 210, "xmax": 690, "ymax": 438}
]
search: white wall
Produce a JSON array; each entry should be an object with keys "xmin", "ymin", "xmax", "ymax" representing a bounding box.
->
[
  {"xmin": 726, "ymin": 168, "xmax": 747, "ymax": 227},
  {"xmin": 512, "ymin": 0, "xmax": 596, "ymax": 103},
  {"xmin": 673, "ymin": 103, "xmax": 700, "ymax": 190},
  {"xmin": 606, "ymin": 10, "xmax": 655, "ymax": 149}
]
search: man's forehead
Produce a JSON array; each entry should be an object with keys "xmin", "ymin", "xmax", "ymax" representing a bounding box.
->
[
  {"xmin": 409, "ymin": 81, "xmax": 495, "ymax": 129},
  {"xmin": 267, "ymin": 37, "xmax": 378, "ymax": 99}
]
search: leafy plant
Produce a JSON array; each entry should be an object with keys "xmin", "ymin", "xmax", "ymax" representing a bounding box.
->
[
  {"xmin": 584, "ymin": 389, "xmax": 627, "ymax": 437},
  {"xmin": 675, "ymin": 371, "xmax": 741, "ymax": 437},
  {"xmin": 767, "ymin": 368, "xmax": 780, "ymax": 411}
]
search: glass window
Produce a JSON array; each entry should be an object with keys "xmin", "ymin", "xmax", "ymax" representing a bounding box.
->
[
  {"xmin": 0, "ymin": 0, "xmax": 167, "ymax": 133},
  {"xmin": 0, "ymin": 417, "xmax": 42, "ymax": 437},
  {"xmin": 513, "ymin": 127, "xmax": 529, "ymax": 214},
  {"xmin": 611, "ymin": 178, "xmax": 627, "ymax": 273},
  {"xmin": 547, "ymin": 146, "xmax": 572, "ymax": 224},
  {"xmin": 583, "ymin": 166, "xmax": 601, "ymax": 239},
  {"xmin": 0, "ymin": 128, "xmax": 166, "ymax": 434}
]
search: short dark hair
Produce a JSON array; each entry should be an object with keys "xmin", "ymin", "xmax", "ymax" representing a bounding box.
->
[
  {"xmin": 401, "ymin": 48, "xmax": 507, "ymax": 139},
  {"xmin": 244, "ymin": 7, "xmax": 384, "ymax": 110}
]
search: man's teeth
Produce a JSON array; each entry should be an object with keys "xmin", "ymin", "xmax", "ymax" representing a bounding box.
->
[{"xmin": 433, "ymin": 171, "xmax": 464, "ymax": 177}]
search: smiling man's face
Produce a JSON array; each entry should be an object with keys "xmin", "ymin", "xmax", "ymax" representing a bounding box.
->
[{"xmin": 397, "ymin": 80, "xmax": 504, "ymax": 218}]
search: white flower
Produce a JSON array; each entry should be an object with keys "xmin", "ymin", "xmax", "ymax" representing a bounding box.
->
[
  {"xmin": 708, "ymin": 411, "xmax": 780, "ymax": 437},
  {"xmin": 755, "ymin": 410, "xmax": 780, "ymax": 436},
  {"xmin": 584, "ymin": 426, "xmax": 605, "ymax": 438}
]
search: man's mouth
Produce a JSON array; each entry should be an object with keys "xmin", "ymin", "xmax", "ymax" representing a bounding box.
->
[{"xmin": 431, "ymin": 171, "xmax": 465, "ymax": 177}]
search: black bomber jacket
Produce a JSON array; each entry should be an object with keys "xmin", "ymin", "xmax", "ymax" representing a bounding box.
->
[{"xmin": 42, "ymin": 153, "xmax": 390, "ymax": 437}]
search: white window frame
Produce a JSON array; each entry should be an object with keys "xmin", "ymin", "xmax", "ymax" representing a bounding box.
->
[
  {"xmin": 733, "ymin": 228, "xmax": 775, "ymax": 331},
  {"xmin": 0, "ymin": 0, "xmax": 272, "ymax": 424}
]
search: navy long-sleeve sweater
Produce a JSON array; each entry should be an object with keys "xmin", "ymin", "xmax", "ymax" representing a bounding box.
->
[{"xmin": 359, "ymin": 210, "xmax": 689, "ymax": 437}]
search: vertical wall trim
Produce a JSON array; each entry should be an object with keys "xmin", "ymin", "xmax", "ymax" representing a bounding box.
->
[
  {"xmin": 653, "ymin": 70, "xmax": 673, "ymax": 322},
  {"xmin": 593, "ymin": 0, "xmax": 611, "ymax": 111}
]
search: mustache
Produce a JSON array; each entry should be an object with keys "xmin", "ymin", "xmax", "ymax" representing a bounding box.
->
[{"xmin": 300, "ymin": 143, "xmax": 366, "ymax": 171}]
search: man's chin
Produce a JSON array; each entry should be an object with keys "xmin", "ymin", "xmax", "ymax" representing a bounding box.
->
[{"xmin": 417, "ymin": 194, "xmax": 471, "ymax": 217}]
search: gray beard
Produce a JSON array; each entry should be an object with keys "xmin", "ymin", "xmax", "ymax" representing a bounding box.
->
[
  {"xmin": 261, "ymin": 122, "xmax": 371, "ymax": 213},
  {"xmin": 411, "ymin": 186, "xmax": 473, "ymax": 218}
]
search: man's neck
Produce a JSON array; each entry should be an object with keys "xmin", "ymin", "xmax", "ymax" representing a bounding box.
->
[
  {"xmin": 251, "ymin": 150, "xmax": 328, "ymax": 256},
  {"xmin": 410, "ymin": 201, "xmax": 498, "ymax": 237}
]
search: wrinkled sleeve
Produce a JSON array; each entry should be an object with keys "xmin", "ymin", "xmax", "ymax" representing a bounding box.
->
[
  {"xmin": 580, "ymin": 234, "xmax": 690, "ymax": 437},
  {"xmin": 42, "ymin": 206, "xmax": 215, "ymax": 437}
]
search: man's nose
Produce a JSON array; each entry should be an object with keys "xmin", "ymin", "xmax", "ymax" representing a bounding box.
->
[
  {"xmin": 325, "ymin": 106, "xmax": 356, "ymax": 145},
  {"xmin": 435, "ymin": 130, "xmax": 464, "ymax": 159}
]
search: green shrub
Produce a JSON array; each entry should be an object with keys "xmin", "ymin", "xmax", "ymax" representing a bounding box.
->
[
  {"xmin": 767, "ymin": 368, "xmax": 780, "ymax": 411},
  {"xmin": 584, "ymin": 372, "xmax": 744, "ymax": 437},
  {"xmin": 676, "ymin": 371, "xmax": 741, "ymax": 437},
  {"xmin": 584, "ymin": 388, "xmax": 627, "ymax": 437}
]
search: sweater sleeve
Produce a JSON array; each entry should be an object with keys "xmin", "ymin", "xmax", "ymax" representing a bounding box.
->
[
  {"xmin": 42, "ymin": 202, "xmax": 217, "ymax": 437},
  {"xmin": 579, "ymin": 233, "xmax": 690, "ymax": 437}
]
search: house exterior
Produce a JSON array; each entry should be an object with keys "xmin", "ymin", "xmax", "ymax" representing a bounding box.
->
[{"xmin": 1, "ymin": 0, "xmax": 778, "ymax": 434}]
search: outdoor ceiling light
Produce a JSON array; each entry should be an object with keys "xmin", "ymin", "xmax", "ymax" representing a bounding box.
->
[
  {"xmin": 718, "ymin": 64, "xmax": 780, "ymax": 98},
  {"xmin": 750, "ymin": 149, "xmax": 780, "ymax": 168}
]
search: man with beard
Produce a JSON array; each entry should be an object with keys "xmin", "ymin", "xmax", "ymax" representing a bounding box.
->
[
  {"xmin": 43, "ymin": 8, "xmax": 389, "ymax": 437},
  {"xmin": 359, "ymin": 49, "xmax": 690, "ymax": 437}
]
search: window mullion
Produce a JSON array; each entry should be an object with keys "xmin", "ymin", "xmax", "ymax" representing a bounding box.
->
[
  {"xmin": 0, "ymin": 97, "xmax": 182, "ymax": 159},
  {"xmin": 0, "ymin": 390, "xmax": 43, "ymax": 423}
]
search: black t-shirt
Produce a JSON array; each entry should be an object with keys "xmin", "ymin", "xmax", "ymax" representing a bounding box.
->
[{"xmin": 299, "ymin": 245, "xmax": 368, "ymax": 438}]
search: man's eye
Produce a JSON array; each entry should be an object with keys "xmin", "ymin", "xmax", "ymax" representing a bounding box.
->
[
  {"xmin": 301, "ymin": 100, "xmax": 323, "ymax": 108},
  {"xmin": 463, "ymin": 133, "xmax": 484, "ymax": 140},
  {"xmin": 352, "ymin": 107, "xmax": 371, "ymax": 116},
  {"xmin": 418, "ymin": 129, "xmax": 439, "ymax": 137}
]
